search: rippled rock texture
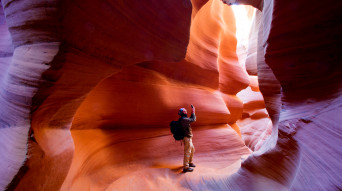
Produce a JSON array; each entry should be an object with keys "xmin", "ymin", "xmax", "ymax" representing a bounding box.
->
[{"xmin": 0, "ymin": 0, "xmax": 341, "ymax": 190}]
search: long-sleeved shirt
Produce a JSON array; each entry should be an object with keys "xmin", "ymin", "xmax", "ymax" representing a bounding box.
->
[{"xmin": 180, "ymin": 112, "xmax": 196, "ymax": 138}]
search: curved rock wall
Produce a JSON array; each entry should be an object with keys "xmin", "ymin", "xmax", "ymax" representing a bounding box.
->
[
  {"xmin": 1, "ymin": 0, "xmax": 194, "ymax": 190},
  {"xmin": 261, "ymin": 0, "xmax": 342, "ymax": 189},
  {"xmin": 0, "ymin": 1, "xmax": 60, "ymax": 190},
  {"xmin": 63, "ymin": 1, "xmax": 257, "ymax": 190},
  {"xmin": 216, "ymin": 0, "xmax": 342, "ymax": 190}
]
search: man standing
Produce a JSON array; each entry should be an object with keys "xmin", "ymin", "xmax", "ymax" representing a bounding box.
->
[{"xmin": 178, "ymin": 104, "xmax": 196, "ymax": 172}]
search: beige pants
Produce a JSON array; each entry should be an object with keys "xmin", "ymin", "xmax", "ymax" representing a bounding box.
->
[{"xmin": 183, "ymin": 137, "xmax": 195, "ymax": 168}]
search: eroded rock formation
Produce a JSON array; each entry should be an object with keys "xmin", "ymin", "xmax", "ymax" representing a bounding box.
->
[{"xmin": 0, "ymin": 0, "xmax": 341, "ymax": 190}]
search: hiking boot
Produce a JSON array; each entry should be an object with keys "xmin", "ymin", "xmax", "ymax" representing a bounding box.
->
[
  {"xmin": 183, "ymin": 167, "xmax": 194, "ymax": 172},
  {"xmin": 189, "ymin": 163, "xmax": 196, "ymax": 167}
]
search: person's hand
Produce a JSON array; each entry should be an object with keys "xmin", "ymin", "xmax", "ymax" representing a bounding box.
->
[{"xmin": 191, "ymin": 104, "xmax": 195, "ymax": 113}]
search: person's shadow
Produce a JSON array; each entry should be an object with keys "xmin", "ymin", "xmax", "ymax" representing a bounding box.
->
[
  {"xmin": 151, "ymin": 163, "xmax": 185, "ymax": 174},
  {"xmin": 170, "ymin": 166, "xmax": 185, "ymax": 174}
]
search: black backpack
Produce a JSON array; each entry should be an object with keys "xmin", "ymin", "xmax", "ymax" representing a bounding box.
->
[{"xmin": 170, "ymin": 119, "xmax": 185, "ymax": 141}]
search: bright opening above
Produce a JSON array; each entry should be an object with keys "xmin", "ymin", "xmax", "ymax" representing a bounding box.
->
[{"xmin": 231, "ymin": 5, "xmax": 255, "ymax": 68}]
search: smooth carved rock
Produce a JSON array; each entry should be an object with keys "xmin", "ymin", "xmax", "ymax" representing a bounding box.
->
[{"xmin": 64, "ymin": 2, "xmax": 253, "ymax": 190}]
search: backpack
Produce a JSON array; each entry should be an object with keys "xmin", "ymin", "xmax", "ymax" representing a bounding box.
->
[{"xmin": 170, "ymin": 119, "xmax": 185, "ymax": 141}]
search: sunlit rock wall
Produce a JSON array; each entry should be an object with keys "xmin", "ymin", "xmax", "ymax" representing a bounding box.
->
[
  {"xmin": 63, "ymin": 0, "xmax": 255, "ymax": 190},
  {"xmin": 232, "ymin": 6, "xmax": 271, "ymax": 151},
  {"xmin": 236, "ymin": 76, "xmax": 272, "ymax": 151}
]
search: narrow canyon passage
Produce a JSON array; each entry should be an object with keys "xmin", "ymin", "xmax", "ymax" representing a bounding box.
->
[
  {"xmin": 59, "ymin": 2, "xmax": 269, "ymax": 190},
  {"xmin": 1, "ymin": 0, "xmax": 341, "ymax": 190}
]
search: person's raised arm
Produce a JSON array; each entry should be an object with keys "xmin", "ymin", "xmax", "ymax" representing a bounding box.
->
[{"xmin": 189, "ymin": 104, "xmax": 196, "ymax": 122}]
